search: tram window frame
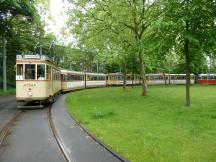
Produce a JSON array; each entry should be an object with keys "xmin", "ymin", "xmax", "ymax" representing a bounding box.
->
[
  {"xmin": 25, "ymin": 64, "xmax": 36, "ymax": 80},
  {"xmin": 37, "ymin": 64, "xmax": 45, "ymax": 80},
  {"xmin": 16, "ymin": 64, "xmax": 24, "ymax": 80}
]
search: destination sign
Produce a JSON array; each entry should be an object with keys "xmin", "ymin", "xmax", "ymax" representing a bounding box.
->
[
  {"xmin": 16, "ymin": 54, "xmax": 53, "ymax": 62},
  {"xmin": 24, "ymin": 55, "xmax": 41, "ymax": 59}
]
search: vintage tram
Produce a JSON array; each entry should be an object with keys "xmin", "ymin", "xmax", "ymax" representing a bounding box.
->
[
  {"xmin": 198, "ymin": 74, "xmax": 216, "ymax": 84},
  {"xmin": 61, "ymin": 69, "xmax": 85, "ymax": 91},
  {"xmin": 16, "ymin": 54, "xmax": 61, "ymax": 105}
]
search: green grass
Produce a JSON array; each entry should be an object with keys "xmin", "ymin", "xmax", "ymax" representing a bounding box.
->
[
  {"xmin": 0, "ymin": 88, "xmax": 15, "ymax": 96},
  {"xmin": 66, "ymin": 85, "xmax": 216, "ymax": 162}
]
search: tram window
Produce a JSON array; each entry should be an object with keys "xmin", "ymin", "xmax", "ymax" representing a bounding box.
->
[
  {"xmin": 74, "ymin": 75, "xmax": 77, "ymax": 80},
  {"xmin": 78, "ymin": 75, "xmax": 81, "ymax": 80},
  {"xmin": 72, "ymin": 75, "xmax": 75, "ymax": 80},
  {"xmin": 25, "ymin": 64, "xmax": 35, "ymax": 80},
  {"xmin": 61, "ymin": 74, "xmax": 64, "ymax": 80},
  {"xmin": 65, "ymin": 76, "xmax": 68, "ymax": 81},
  {"xmin": 46, "ymin": 66, "xmax": 51, "ymax": 80},
  {"xmin": 159, "ymin": 76, "xmax": 162, "ymax": 80},
  {"xmin": 171, "ymin": 76, "xmax": 176, "ymax": 80},
  {"xmin": 117, "ymin": 75, "xmax": 122, "ymax": 80},
  {"xmin": 37, "ymin": 64, "xmax": 45, "ymax": 80},
  {"xmin": 203, "ymin": 76, "xmax": 207, "ymax": 79},
  {"xmin": 16, "ymin": 64, "xmax": 23, "ymax": 80}
]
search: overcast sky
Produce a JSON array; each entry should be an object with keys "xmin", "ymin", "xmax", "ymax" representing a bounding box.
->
[{"xmin": 45, "ymin": 0, "xmax": 74, "ymax": 45}]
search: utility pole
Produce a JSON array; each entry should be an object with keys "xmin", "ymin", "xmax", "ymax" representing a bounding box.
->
[
  {"xmin": 3, "ymin": 35, "xmax": 7, "ymax": 92},
  {"xmin": 97, "ymin": 62, "xmax": 99, "ymax": 73},
  {"xmin": 39, "ymin": 44, "xmax": 42, "ymax": 55}
]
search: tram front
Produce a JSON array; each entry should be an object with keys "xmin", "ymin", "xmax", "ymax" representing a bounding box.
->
[{"xmin": 16, "ymin": 55, "xmax": 51, "ymax": 104}]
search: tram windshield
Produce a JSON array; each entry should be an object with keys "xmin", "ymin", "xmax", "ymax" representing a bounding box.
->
[
  {"xmin": 37, "ymin": 64, "xmax": 45, "ymax": 80},
  {"xmin": 25, "ymin": 64, "xmax": 35, "ymax": 80}
]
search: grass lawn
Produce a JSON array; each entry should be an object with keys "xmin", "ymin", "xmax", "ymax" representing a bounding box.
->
[
  {"xmin": 66, "ymin": 85, "xmax": 216, "ymax": 162},
  {"xmin": 0, "ymin": 88, "xmax": 15, "ymax": 96}
]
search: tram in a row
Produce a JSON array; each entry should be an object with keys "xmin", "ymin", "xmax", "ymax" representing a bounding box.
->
[
  {"xmin": 15, "ymin": 54, "xmax": 215, "ymax": 104},
  {"xmin": 16, "ymin": 55, "xmax": 61, "ymax": 103}
]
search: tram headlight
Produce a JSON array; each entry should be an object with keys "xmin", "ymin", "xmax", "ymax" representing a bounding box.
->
[{"xmin": 28, "ymin": 91, "xmax": 33, "ymax": 97}]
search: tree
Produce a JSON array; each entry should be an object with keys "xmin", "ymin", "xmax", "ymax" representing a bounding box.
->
[
  {"xmin": 158, "ymin": 0, "xmax": 216, "ymax": 107},
  {"xmin": 0, "ymin": 0, "xmax": 41, "ymax": 91},
  {"xmin": 68, "ymin": 0, "xmax": 161, "ymax": 93}
]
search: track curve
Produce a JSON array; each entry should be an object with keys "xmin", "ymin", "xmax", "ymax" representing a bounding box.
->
[
  {"xmin": 0, "ymin": 107, "xmax": 66, "ymax": 162},
  {"xmin": 51, "ymin": 94, "xmax": 130, "ymax": 162}
]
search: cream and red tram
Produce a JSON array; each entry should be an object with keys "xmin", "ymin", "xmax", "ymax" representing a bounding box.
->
[
  {"xmin": 16, "ymin": 55, "xmax": 61, "ymax": 103},
  {"xmin": 198, "ymin": 74, "xmax": 216, "ymax": 84},
  {"xmin": 61, "ymin": 69, "xmax": 85, "ymax": 91}
]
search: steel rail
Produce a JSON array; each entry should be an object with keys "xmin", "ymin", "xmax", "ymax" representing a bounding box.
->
[
  {"xmin": 0, "ymin": 110, "xmax": 22, "ymax": 145},
  {"xmin": 48, "ymin": 106, "xmax": 70, "ymax": 162}
]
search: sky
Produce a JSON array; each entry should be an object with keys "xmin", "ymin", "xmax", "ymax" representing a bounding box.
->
[{"xmin": 46, "ymin": 0, "xmax": 74, "ymax": 45}]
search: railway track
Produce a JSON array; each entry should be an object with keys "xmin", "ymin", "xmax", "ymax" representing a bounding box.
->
[
  {"xmin": 0, "ymin": 96, "xmax": 129, "ymax": 162},
  {"xmin": 0, "ymin": 110, "xmax": 22, "ymax": 145},
  {"xmin": 48, "ymin": 106, "xmax": 69, "ymax": 162},
  {"xmin": 0, "ymin": 105, "xmax": 67, "ymax": 162}
]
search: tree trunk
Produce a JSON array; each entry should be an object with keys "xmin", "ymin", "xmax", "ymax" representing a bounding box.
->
[
  {"xmin": 139, "ymin": 51, "xmax": 147, "ymax": 96},
  {"xmin": 3, "ymin": 36, "xmax": 7, "ymax": 92},
  {"xmin": 185, "ymin": 20, "xmax": 190, "ymax": 107},
  {"xmin": 163, "ymin": 72, "xmax": 167, "ymax": 85}
]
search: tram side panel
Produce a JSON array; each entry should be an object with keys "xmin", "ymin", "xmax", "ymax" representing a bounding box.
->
[
  {"xmin": 60, "ymin": 70, "xmax": 86, "ymax": 91},
  {"xmin": 85, "ymin": 73, "xmax": 106, "ymax": 88}
]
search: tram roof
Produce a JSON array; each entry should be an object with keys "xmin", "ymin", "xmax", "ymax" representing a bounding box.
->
[
  {"xmin": 61, "ymin": 69, "xmax": 84, "ymax": 75},
  {"xmin": 169, "ymin": 74, "xmax": 194, "ymax": 76},
  {"xmin": 85, "ymin": 72, "xmax": 106, "ymax": 76},
  {"xmin": 16, "ymin": 54, "xmax": 53, "ymax": 62},
  {"xmin": 199, "ymin": 73, "xmax": 216, "ymax": 76}
]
